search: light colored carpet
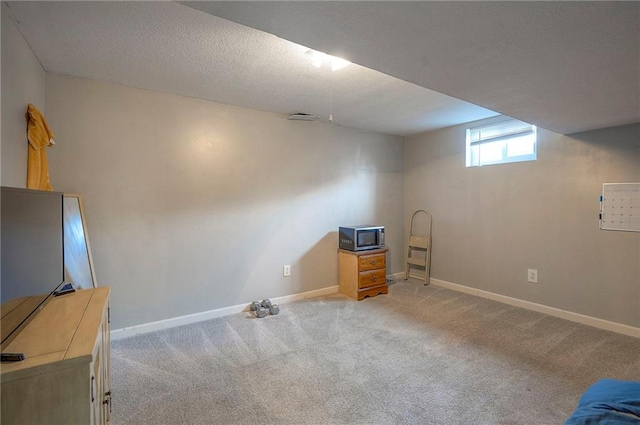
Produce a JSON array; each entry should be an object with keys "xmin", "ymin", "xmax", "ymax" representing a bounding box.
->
[{"xmin": 111, "ymin": 281, "xmax": 640, "ymax": 425}]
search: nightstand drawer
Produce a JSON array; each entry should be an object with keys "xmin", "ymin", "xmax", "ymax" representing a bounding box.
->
[
  {"xmin": 359, "ymin": 269, "xmax": 386, "ymax": 289},
  {"xmin": 358, "ymin": 253, "xmax": 386, "ymax": 271}
]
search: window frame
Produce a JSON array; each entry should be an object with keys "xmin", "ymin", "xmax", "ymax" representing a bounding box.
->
[{"xmin": 465, "ymin": 119, "xmax": 537, "ymax": 167}]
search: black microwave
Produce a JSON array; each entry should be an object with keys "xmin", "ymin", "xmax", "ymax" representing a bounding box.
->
[{"xmin": 339, "ymin": 225, "xmax": 385, "ymax": 251}]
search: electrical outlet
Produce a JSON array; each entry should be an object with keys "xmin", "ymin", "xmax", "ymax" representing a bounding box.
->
[
  {"xmin": 528, "ymin": 269, "xmax": 538, "ymax": 283},
  {"xmin": 283, "ymin": 265, "xmax": 291, "ymax": 277}
]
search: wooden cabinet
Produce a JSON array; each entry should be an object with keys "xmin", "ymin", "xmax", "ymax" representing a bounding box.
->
[
  {"xmin": 338, "ymin": 247, "xmax": 388, "ymax": 300},
  {"xmin": 1, "ymin": 288, "xmax": 111, "ymax": 425}
]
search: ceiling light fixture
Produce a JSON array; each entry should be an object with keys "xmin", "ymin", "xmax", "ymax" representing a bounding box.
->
[
  {"xmin": 304, "ymin": 49, "xmax": 350, "ymax": 71},
  {"xmin": 305, "ymin": 49, "xmax": 324, "ymax": 68},
  {"xmin": 329, "ymin": 57, "xmax": 350, "ymax": 71},
  {"xmin": 299, "ymin": 49, "xmax": 350, "ymax": 124}
]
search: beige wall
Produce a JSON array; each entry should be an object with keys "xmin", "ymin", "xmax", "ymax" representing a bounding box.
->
[
  {"xmin": 45, "ymin": 74, "xmax": 405, "ymax": 329},
  {"xmin": 1, "ymin": 5, "xmax": 46, "ymax": 187},
  {"xmin": 405, "ymin": 118, "xmax": 640, "ymax": 327}
]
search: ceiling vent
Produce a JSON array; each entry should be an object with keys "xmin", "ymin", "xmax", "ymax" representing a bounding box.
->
[{"xmin": 287, "ymin": 113, "xmax": 321, "ymax": 121}]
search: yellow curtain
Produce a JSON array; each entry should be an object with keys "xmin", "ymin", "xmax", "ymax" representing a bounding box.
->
[{"xmin": 26, "ymin": 103, "xmax": 55, "ymax": 191}]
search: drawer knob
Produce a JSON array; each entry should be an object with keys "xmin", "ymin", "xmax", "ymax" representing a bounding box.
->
[
  {"xmin": 370, "ymin": 276, "xmax": 376, "ymax": 282},
  {"xmin": 370, "ymin": 260, "xmax": 376, "ymax": 265}
]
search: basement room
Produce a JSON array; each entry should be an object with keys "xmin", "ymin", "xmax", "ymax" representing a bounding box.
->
[{"xmin": 1, "ymin": 2, "xmax": 639, "ymax": 424}]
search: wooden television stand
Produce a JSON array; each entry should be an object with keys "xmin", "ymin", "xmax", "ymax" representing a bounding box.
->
[{"xmin": 1, "ymin": 287, "xmax": 111, "ymax": 425}]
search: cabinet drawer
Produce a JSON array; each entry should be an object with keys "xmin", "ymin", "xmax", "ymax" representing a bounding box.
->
[
  {"xmin": 359, "ymin": 269, "xmax": 386, "ymax": 289},
  {"xmin": 358, "ymin": 253, "xmax": 386, "ymax": 271}
]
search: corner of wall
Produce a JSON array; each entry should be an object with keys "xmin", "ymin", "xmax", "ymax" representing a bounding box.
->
[{"xmin": 1, "ymin": 5, "xmax": 46, "ymax": 188}]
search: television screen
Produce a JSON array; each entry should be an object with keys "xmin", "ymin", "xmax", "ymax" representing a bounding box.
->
[{"xmin": 1, "ymin": 187, "xmax": 65, "ymax": 345}]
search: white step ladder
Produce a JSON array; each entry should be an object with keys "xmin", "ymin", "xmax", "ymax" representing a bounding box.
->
[{"xmin": 404, "ymin": 210, "xmax": 432, "ymax": 285}]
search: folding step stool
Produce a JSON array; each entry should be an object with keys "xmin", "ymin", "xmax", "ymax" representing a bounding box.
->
[{"xmin": 404, "ymin": 210, "xmax": 432, "ymax": 285}]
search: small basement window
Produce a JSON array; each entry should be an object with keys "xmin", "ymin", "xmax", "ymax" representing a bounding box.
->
[{"xmin": 466, "ymin": 118, "xmax": 537, "ymax": 167}]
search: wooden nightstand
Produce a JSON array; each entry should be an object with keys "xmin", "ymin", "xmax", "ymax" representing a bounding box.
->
[{"xmin": 338, "ymin": 247, "xmax": 388, "ymax": 300}]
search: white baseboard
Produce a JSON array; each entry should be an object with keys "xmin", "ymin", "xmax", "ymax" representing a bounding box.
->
[
  {"xmin": 270, "ymin": 285, "xmax": 340, "ymax": 305},
  {"xmin": 390, "ymin": 272, "xmax": 405, "ymax": 280},
  {"xmin": 111, "ymin": 285, "xmax": 339, "ymax": 340},
  {"xmin": 425, "ymin": 277, "xmax": 639, "ymax": 338},
  {"xmin": 112, "ymin": 275, "xmax": 639, "ymax": 340}
]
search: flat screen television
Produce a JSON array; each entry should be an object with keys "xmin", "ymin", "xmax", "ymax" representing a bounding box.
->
[{"xmin": 1, "ymin": 187, "xmax": 66, "ymax": 348}]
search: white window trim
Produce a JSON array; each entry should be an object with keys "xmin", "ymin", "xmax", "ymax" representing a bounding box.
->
[{"xmin": 466, "ymin": 119, "xmax": 537, "ymax": 167}]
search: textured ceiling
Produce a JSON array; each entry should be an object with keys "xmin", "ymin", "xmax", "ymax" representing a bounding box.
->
[
  {"xmin": 185, "ymin": 1, "xmax": 640, "ymax": 135},
  {"xmin": 4, "ymin": 1, "xmax": 498, "ymax": 137}
]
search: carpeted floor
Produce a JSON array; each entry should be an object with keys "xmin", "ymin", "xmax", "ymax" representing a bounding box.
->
[{"xmin": 111, "ymin": 281, "xmax": 640, "ymax": 425}]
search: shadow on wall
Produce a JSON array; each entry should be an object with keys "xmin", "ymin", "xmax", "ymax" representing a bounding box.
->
[
  {"xmin": 568, "ymin": 123, "xmax": 640, "ymax": 147},
  {"xmin": 297, "ymin": 231, "xmax": 340, "ymax": 293},
  {"xmin": 553, "ymin": 124, "xmax": 640, "ymax": 190}
]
